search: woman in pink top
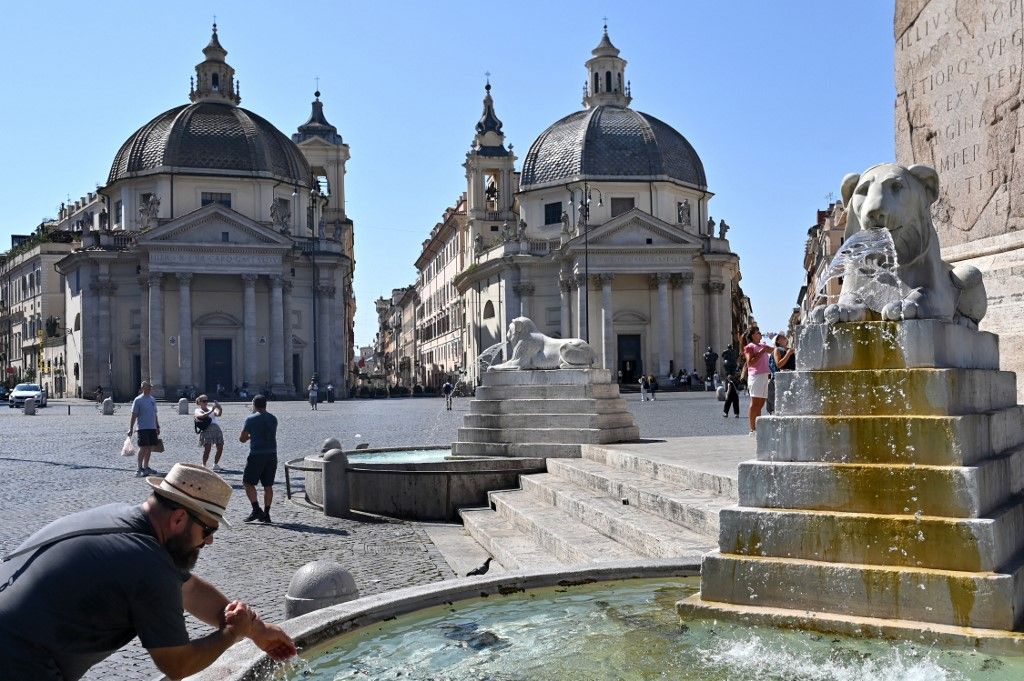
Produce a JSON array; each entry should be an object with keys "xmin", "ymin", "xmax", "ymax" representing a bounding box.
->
[{"xmin": 743, "ymin": 327, "xmax": 772, "ymax": 435}]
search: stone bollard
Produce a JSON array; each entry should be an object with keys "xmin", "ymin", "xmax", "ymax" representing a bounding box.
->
[
  {"xmin": 22, "ymin": 397, "xmax": 36, "ymax": 415},
  {"xmin": 284, "ymin": 560, "xmax": 359, "ymax": 619},
  {"xmin": 101, "ymin": 397, "xmax": 115, "ymax": 415},
  {"xmin": 177, "ymin": 398, "xmax": 189, "ymax": 415},
  {"xmin": 322, "ymin": 448, "xmax": 349, "ymax": 518},
  {"xmin": 321, "ymin": 437, "xmax": 342, "ymax": 453}
]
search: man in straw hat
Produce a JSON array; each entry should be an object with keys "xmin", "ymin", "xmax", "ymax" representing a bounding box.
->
[{"xmin": 0, "ymin": 463, "xmax": 296, "ymax": 680}]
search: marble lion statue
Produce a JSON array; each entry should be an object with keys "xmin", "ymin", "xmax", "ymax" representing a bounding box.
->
[
  {"xmin": 810, "ymin": 162, "xmax": 987, "ymax": 328},
  {"xmin": 488, "ymin": 317, "xmax": 596, "ymax": 371}
]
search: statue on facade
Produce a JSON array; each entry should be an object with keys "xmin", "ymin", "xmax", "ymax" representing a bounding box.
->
[
  {"xmin": 677, "ymin": 199, "xmax": 691, "ymax": 226},
  {"xmin": 138, "ymin": 194, "xmax": 161, "ymax": 230},
  {"xmin": 706, "ymin": 216, "xmax": 715, "ymax": 236},
  {"xmin": 517, "ymin": 219, "xmax": 527, "ymax": 241},
  {"xmin": 718, "ymin": 219, "xmax": 730, "ymax": 239},
  {"xmin": 703, "ymin": 346, "xmax": 719, "ymax": 378},
  {"xmin": 270, "ymin": 200, "xmax": 291, "ymax": 234},
  {"xmin": 488, "ymin": 317, "xmax": 595, "ymax": 371},
  {"xmin": 474, "ymin": 233, "xmax": 484, "ymax": 254},
  {"xmin": 578, "ymin": 202, "xmax": 590, "ymax": 229},
  {"xmin": 721, "ymin": 345, "xmax": 737, "ymax": 376},
  {"xmin": 500, "ymin": 220, "xmax": 515, "ymax": 243}
]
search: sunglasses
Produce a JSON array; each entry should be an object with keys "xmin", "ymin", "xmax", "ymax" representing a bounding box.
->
[{"xmin": 185, "ymin": 509, "xmax": 217, "ymax": 538}]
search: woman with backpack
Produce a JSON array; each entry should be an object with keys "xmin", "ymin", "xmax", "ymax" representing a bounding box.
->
[{"xmin": 194, "ymin": 395, "xmax": 225, "ymax": 471}]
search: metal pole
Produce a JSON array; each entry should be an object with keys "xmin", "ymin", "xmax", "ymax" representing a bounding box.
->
[{"xmin": 584, "ymin": 181, "xmax": 589, "ymax": 343}]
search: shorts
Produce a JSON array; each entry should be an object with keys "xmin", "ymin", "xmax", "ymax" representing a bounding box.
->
[
  {"xmin": 243, "ymin": 453, "xmax": 278, "ymax": 487},
  {"xmin": 138, "ymin": 429, "xmax": 160, "ymax": 447},
  {"xmin": 748, "ymin": 373, "xmax": 770, "ymax": 399},
  {"xmin": 199, "ymin": 422, "xmax": 224, "ymax": 447}
]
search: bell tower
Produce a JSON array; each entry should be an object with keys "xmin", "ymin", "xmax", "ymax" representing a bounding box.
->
[
  {"xmin": 583, "ymin": 24, "xmax": 631, "ymax": 109},
  {"xmin": 464, "ymin": 79, "xmax": 516, "ymax": 242},
  {"xmin": 189, "ymin": 23, "xmax": 241, "ymax": 105}
]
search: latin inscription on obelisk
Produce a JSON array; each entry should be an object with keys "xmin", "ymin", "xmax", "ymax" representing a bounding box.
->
[{"xmin": 895, "ymin": 0, "xmax": 1024, "ymax": 399}]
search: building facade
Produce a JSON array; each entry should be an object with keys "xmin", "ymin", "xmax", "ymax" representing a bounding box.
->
[
  {"xmin": 50, "ymin": 27, "xmax": 355, "ymax": 400},
  {"xmin": 794, "ymin": 201, "xmax": 846, "ymax": 327}
]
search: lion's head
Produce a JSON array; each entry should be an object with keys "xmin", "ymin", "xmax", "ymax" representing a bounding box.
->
[
  {"xmin": 841, "ymin": 163, "xmax": 938, "ymax": 265},
  {"xmin": 507, "ymin": 317, "xmax": 538, "ymax": 343}
]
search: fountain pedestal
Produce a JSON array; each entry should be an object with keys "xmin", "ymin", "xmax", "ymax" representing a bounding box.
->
[
  {"xmin": 680, "ymin": 320, "xmax": 1024, "ymax": 638},
  {"xmin": 452, "ymin": 368, "xmax": 639, "ymax": 458}
]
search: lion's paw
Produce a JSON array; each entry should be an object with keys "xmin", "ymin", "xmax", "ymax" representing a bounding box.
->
[
  {"xmin": 808, "ymin": 305, "xmax": 827, "ymax": 323},
  {"xmin": 823, "ymin": 304, "xmax": 842, "ymax": 325},
  {"xmin": 900, "ymin": 299, "xmax": 920, "ymax": 319},
  {"xmin": 882, "ymin": 301, "xmax": 902, "ymax": 321}
]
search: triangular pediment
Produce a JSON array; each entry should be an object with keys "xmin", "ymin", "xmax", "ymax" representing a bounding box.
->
[
  {"xmin": 568, "ymin": 208, "xmax": 703, "ymax": 249},
  {"xmin": 136, "ymin": 203, "xmax": 293, "ymax": 247}
]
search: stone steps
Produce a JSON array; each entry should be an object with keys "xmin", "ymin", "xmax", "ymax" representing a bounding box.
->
[
  {"xmin": 519, "ymin": 473, "xmax": 716, "ymax": 557},
  {"xmin": 462, "ymin": 412, "xmax": 636, "ymax": 430},
  {"xmin": 757, "ymin": 406, "xmax": 1024, "ymax": 466},
  {"xmin": 738, "ymin": 445, "xmax": 1024, "ymax": 517},
  {"xmin": 698, "ymin": 551, "xmax": 1024, "ymax": 630},
  {"xmin": 583, "ymin": 442, "xmax": 740, "ymax": 498},
  {"xmin": 474, "ymin": 384, "xmax": 621, "ymax": 400},
  {"xmin": 545, "ymin": 457, "xmax": 731, "ymax": 537},
  {"xmin": 457, "ymin": 425, "xmax": 640, "ymax": 445},
  {"xmin": 460, "ymin": 508, "xmax": 565, "ymax": 570},
  {"xmin": 719, "ymin": 500, "xmax": 1024, "ymax": 572},
  {"xmin": 469, "ymin": 397, "xmax": 628, "ymax": 415},
  {"xmin": 451, "ymin": 441, "xmax": 584, "ymax": 458},
  {"xmin": 775, "ymin": 368, "xmax": 1018, "ymax": 416}
]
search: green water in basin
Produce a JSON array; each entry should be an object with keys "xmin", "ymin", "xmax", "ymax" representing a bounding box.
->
[
  {"xmin": 346, "ymin": 448, "xmax": 451, "ymax": 464},
  {"xmin": 279, "ymin": 578, "xmax": 1024, "ymax": 680}
]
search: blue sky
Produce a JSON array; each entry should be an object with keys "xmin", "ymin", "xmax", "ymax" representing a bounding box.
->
[{"xmin": 0, "ymin": 1, "xmax": 895, "ymax": 346}]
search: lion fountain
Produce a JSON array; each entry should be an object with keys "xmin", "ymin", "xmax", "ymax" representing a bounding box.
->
[{"xmin": 488, "ymin": 317, "xmax": 596, "ymax": 371}]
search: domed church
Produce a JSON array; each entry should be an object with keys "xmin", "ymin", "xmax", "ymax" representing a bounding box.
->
[
  {"xmin": 456, "ymin": 27, "xmax": 742, "ymax": 386},
  {"xmin": 57, "ymin": 26, "xmax": 354, "ymax": 399}
]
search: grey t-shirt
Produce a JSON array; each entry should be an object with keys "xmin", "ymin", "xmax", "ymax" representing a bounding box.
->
[
  {"xmin": 0, "ymin": 504, "xmax": 190, "ymax": 681},
  {"xmin": 132, "ymin": 394, "xmax": 159, "ymax": 430},
  {"xmin": 244, "ymin": 411, "xmax": 278, "ymax": 456}
]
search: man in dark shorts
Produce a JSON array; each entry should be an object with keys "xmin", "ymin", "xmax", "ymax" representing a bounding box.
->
[
  {"xmin": 128, "ymin": 380, "xmax": 161, "ymax": 477},
  {"xmin": 0, "ymin": 463, "xmax": 296, "ymax": 681},
  {"xmin": 239, "ymin": 394, "xmax": 278, "ymax": 523}
]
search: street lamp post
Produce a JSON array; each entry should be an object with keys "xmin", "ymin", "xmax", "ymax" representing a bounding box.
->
[{"xmin": 567, "ymin": 183, "xmax": 603, "ymax": 343}]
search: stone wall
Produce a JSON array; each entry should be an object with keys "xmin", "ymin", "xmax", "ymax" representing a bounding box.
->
[{"xmin": 895, "ymin": 0, "xmax": 1024, "ymax": 399}]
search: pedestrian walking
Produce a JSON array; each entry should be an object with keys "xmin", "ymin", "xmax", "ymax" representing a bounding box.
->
[
  {"xmin": 128, "ymin": 381, "xmax": 160, "ymax": 477},
  {"xmin": 0, "ymin": 463, "xmax": 296, "ymax": 681},
  {"xmin": 722, "ymin": 373, "xmax": 742, "ymax": 418},
  {"xmin": 239, "ymin": 395, "xmax": 278, "ymax": 523},
  {"xmin": 649, "ymin": 375, "xmax": 659, "ymax": 401},
  {"xmin": 307, "ymin": 379, "xmax": 319, "ymax": 410},
  {"xmin": 441, "ymin": 380, "xmax": 455, "ymax": 411},
  {"xmin": 639, "ymin": 374, "xmax": 649, "ymax": 402},
  {"xmin": 194, "ymin": 395, "xmax": 225, "ymax": 471}
]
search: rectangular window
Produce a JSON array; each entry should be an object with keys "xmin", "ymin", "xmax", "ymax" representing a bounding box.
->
[
  {"xmin": 115, "ymin": 200, "xmax": 123, "ymax": 225},
  {"xmin": 221, "ymin": 231, "xmax": 230, "ymax": 242},
  {"xmin": 610, "ymin": 197, "xmax": 635, "ymax": 217},
  {"xmin": 544, "ymin": 201, "xmax": 563, "ymax": 225},
  {"xmin": 201, "ymin": 192, "xmax": 232, "ymax": 208}
]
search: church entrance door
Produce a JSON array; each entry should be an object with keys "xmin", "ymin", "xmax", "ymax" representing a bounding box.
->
[
  {"xmin": 618, "ymin": 334, "xmax": 642, "ymax": 384},
  {"xmin": 205, "ymin": 339, "xmax": 233, "ymax": 396}
]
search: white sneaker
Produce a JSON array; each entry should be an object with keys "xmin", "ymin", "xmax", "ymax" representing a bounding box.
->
[
  {"xmin": 722, "ymin": 413, "xmax": 728, "ymax": 418},
  {"xmin": 748, "ymin": 431, "xmax": 757, "ymax": 437}
]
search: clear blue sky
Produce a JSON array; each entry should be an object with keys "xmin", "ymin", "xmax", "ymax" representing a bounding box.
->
[{"xmin": 0, "ymin": 1, "xmax": 895, "ymax": 347}]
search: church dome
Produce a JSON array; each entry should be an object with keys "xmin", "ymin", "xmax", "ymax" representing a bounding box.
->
[
  {"xmin": 519, "ymin": 105, "xmax": 706, "ymax": 191},
  {"xmin": 107, "ymin": 101, "xmax": 311, "ymax": 185}
]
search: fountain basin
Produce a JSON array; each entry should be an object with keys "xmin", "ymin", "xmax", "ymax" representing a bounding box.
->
[
  {"xmin": 180, "ymin": 561, "xmax": 1024, "ymax": 681},
  {"xmin": 299, "ymin": 447, "xmax": 546, "ymax": 521}
]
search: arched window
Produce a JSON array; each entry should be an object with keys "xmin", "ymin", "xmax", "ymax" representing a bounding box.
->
[
  {"xmin": 605, "ymin": 71, "xmax": 612, "ymax": 92},
  {"xmin": 617, "ymin": 73, "xmax": 623, "ymax": 92},
  {"xmin": 73, "ymin": 313, "xmax": 81, "ymax": 331},
  {"xmin": 593, "ymin": 72, "xmax": 600, "ymax": 93},
  {"xmin": 211, "ymin": 73, "xmax": 220, "ymax": 91},
  {"xmin": 483, "ymin": 300, "xmax": 495, "ymax": 319}
]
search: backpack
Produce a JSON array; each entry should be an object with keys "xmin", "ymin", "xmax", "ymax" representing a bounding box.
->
[
  {"xmin": 194, "ymin": 415, "xmax": 212, "ymax": 434},
  {"xmin": 768, "ymin": 351, "xmax": 779, "ymax": 374}
]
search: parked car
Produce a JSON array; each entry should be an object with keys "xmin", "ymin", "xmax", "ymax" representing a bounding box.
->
[{"xmin": 9, "ymin": 383, "xmax": 47, "ymax": 408}]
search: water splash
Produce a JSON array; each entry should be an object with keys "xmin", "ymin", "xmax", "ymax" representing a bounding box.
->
[
  {"xmin": 817, "ymin": 229, "xmax": 910, "ymax": 313},
  {"xmin": 477, "ymin": 342, "xmax": 505, "ymax": 373}
]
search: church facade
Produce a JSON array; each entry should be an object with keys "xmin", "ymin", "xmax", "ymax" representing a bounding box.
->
[
  {"xmin": 454, "ymin": 29, "xmax": 745, "ymax": 387},
  {"xmin": 54, "ymin": 27, "xmax": 355, "ymax": 400}
]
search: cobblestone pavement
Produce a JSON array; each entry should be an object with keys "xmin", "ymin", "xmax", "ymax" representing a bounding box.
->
[{"xmin": 0, "ymin": 389, "xmax": 742, "ymax": 680}]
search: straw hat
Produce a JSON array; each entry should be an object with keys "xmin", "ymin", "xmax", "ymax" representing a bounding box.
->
[{"xmin": 147, "ymin": 463, "xmax": 233, "ymax": 528}]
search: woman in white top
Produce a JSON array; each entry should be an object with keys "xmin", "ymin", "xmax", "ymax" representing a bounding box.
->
[{"xmin": 194, "ymin": 395, "xmax": 225, "ymax": 470}]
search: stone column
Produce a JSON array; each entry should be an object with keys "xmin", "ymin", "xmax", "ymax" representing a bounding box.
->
[
  {"xmin": 599, "ymin": 273, "xmax": 615, "ymax": 370},
  {"xmin": 559, "ymin": 277, "xmax": 572, "ymax": 339},
  {"xmin": 317, "ymin": 284, "xmax": 334, "ymax": 382},
  {"xmin": 575, "ymin": 273, "xmax": 588, "ymax": 340},
  {"xmin": 269, "ymin": 275, "xmax": 286, "ymax": 390},
  {"xmin": 283, "ymin": 281, "xmax": 294, "ymax": 394},
  {"xmin": 513, "ymin": 282, "xmax": 534, "ymax": 319},
  {"xmin": 675, "ymin": 272, "xmax": 695, "ymax": 373},
  {"xmin": 504, "ymin": 274, "xmax": 520, "ymax": 331},
  {"xmin": 242, "ymin": 274, "xmax": 258, "ymax": 387},
  {"xmin": 138, "ymin": 275, "xmax": 150, "ymax": 383},
  {"xmin": 176, "ymin": 273, "xmax": 193, "ymax": 389},
  {"xmin": 93, "ymin": 276, "xmax": 117, "ymax": 395},
  {"xmin": 705, "ymin": 281, "xmax": 725, "ymax": 361},
  {"xmin": 720, "ymin": 279, "xmax": 733, "ymax": 353},
  {"xmin": 148, "ymin": 273, "xmax": 164, "ymax": 396},
  {"xmin": 656, "ymin": 273, "xmax": 672, "ymax": 376}
]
